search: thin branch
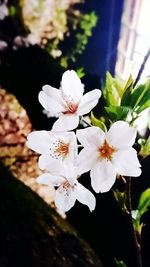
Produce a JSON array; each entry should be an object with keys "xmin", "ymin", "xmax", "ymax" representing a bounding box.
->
[
  {"xmin": 126, "ymin": 177, "xmax": 143, "ymax": 267},
  {"xmin": 133, "ymin": 48, "xmax": 150, "ymax": 88}
]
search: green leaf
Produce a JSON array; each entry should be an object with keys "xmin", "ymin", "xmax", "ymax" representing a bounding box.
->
[
  {"xmin": 105, "ymin": 106, "xmax": 131, "ymax": 121},
  {"xmin": 115, "ymin": 258, "xmax": 127, "ymax": 267},
  {"xmin": 132, "ymin": 188, "xmax": 150, "ymax": 234},
  {"xmin": 91, "ymin": 112, "xmax": 107, "ymax": 131},
  {"xmin": 137, "ymin": 99, "xmax": 150, "ymax": 114},
  {"xmin": 76, "ymin": 68, "xmax": 85, "ymax": 79},
  {"xmin": 103, "ymin": 72, "xmax": 131, "ymax": 107},
  {"xmin": 129, "ymin": 84, "xmax": 145, "ymax": 109},
  {"xmin": 9, "ymin": 5, "xmax": 16, "ymax": 16},
  {"xmin": 121, "ymin": 75, "xmax": 133, "ymax": 106},
  {"xmin": 138, "ymin": 188, "xmax": 150, "ymax": 216},
  {"xmin": 130, "ymin": 79, "xmax": 150, "ymax": 113},
  {"xmin": 139, "ymin": 136, "xmax": 150, "ymax": 158},
  {"xmin": 103, "ymin": 72, "xmax": 120, "ymax": 106}
]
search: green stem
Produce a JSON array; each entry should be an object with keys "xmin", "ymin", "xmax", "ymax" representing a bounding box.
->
[
  {"xmin": 129, "ymin": 114, "xmax": 139, "ymax": 126},
  {"xmin": 126, "ymin": 177, "xmax": 143, "ymax": 267}
]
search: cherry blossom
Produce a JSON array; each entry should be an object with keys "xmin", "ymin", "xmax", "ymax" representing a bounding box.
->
[
  {"xmin": 37, "ymin": 162, "xmax": 96, "ymax": 212},
  {"xmin": 26, "ymin": 130, "xmax": 77, "ymax": 170},
  {"xmin": 0, "ymin": 0, "xmax": 8, "ymax": 20},
  {"xmin": 13, "ymin": 36, "xmax": 30, "ymax": 50},
  {"xmin": 38, "ymin": 70, "xmax": 101, "ymax": 131},
  {"xmin": 77, "ymin": 121, "xmax": 141, "ymax": 193},
  {"xmin": 0, "ymin": 40, "xmax": 7, "ymax": 51},
  {"xmin": 22, "ymin": 0, "xmax": 80, "ymax": 46}
]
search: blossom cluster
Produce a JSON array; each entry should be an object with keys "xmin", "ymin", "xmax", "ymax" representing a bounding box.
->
[
  {"xmin": 0, "ymin": 0, "xmax": 81, "ymax": 56},
  {"xmin": 26, "ymin": 70, "xmax": 141, "ymax": 212},
  {"xmin": 21, "ymin": 0, "xmax": 80, "ymax": 48}
]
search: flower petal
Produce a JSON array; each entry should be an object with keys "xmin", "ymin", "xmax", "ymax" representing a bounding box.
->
[
  {"xmin": 61, "ymin": 70, "xmax": 84, "ymax": 102},
  {"xmin": 55, "ymin": 186, "xmax": 76, "ymax": 212},
  {"xmin": 77, "ymin": 148, "xmax": 98, "ymax": 174},
  {"xmin": 52, "ymin": 114, "xmax": 79, "ymax": 131},
  {"xmin": 38, "ymin": 85, "xmax": 63, "ymax": 115},
  {"xmin": 106, "ymin": 121, "xmax": 137, "ymax": 148},
  {"xmin": 26, "ymin": 130, "xmax": 51, "ymax": 154},
  {"xmin": 37, "ymin": 173, "xmax": 64, "ymax": 186},
  {"xmin": 90, "ymin": 160, "xmax": 116, "ymax": 193},
  {"xmin": 78, "ymin": 89, "xmax": 101, "ymax": 116},
  {"xmin": 75, "ymin": 182, "xmax": 96, "ymax": 211},
  {"xmin": 77, "ymin": 127, "xmax": 105, "ymax": 148},
  {"xmin": 38, "ymin": 155, "xmax": 65, "ymax": 176},
  {"xmin": 112, "ymin": 147, "xmax": 141, "ymax": 177},
  {"xmin": 62, "ymin": 161, "xmax": 78, "ymax": 183}
]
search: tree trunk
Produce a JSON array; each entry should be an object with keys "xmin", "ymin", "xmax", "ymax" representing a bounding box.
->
[{"xmin": 0, "ymin": 162, "xmax": 103, "ymax": 267}]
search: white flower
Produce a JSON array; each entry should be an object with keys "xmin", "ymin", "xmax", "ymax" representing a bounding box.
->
[
  {"xmin": 0, "ymin": 1, "xmax": 8, "ymax": 20},
  {"xmin": 77, "ymin": 121, "xmax": 141, "ymax": 193},
  {"xmin": 37, "ymin": 162, "xmax": 96, "ymax": 212},
  {"xmin": 0, "ymin": 40, "xmax": 7, "ymax": 51},
  {"xmin": 22, "ymin": 0, "xmax": 55, "ymax": 45},
  {"xmin": 13, "ymin": 36, "xmax": 29, "ymax": 50},
  {"xmin": 22, "ymin": 0, "xmax": 80, "ymax": 46},
  {"xmin": 38, "ymin": 70, "xmax": 101, "ymax": 131},
  {"xmin": 26, "ymin": 130, "xmax": 77, "ymax": 170}
]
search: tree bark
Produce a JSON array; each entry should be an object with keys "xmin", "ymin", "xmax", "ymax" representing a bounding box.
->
[{"xmin": 0, "ymin": 162, "xmax": 103, "ymax": 267}]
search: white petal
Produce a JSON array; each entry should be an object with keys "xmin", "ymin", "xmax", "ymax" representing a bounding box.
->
[
  {"xmin": 77, "ymin": 127, "xmax": 105, "ymax": 148},
  {"xmin": 26, "ymin": 130, "xmax": 51, "ymax": 154},
  {"xmin": 61, "ymin": 70, "xmax": 84, "ymax": 102},
  {"xmin": 77, "ymin": 148, "xmax": 98, "ymax": 174},
  {"xmin": 75, "ymin": 182, "xmax": 96, "ymax": 211},
  {"xmin": 55, "ymin": 186, "xmax": 76, "ymax": 212},
  {"xmin": 38, "ymin": 155, "xmax": 65, "ymax": 175},
  {"xmin": 37, "ymin": 173, "xmax": 64, "ymax": 186},
  {"xmin": 106, "ymin": 121, "xmax": 137, "ymax": 148},
  {"xmin": 90, "ymin": 160, "xmax": 116, "ymax": 193},
  {"xmin": 52, "ymin": 114, "xmax": 79, "ymax": 131},
  {"xmin": 38, "ymin": 155, "xmax": 48, "ymax": 170},
  {"xmin": 62, "ymin": 162, "xmax": 78, "ymax": 183},
  {"xmin": 112, "ymin": 147, "xmax": 141, "ymax": 177},
  {"xmin": 38, "ymin": 85, "xmax": 63, "ymax": 114},
  {"xmin": 78, "ymin": 89, "xmax": 101, "ymax": 116}
]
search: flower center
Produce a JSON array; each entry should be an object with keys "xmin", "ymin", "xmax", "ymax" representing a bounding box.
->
[
  {"xmin": 55, "ymin": 140, "xmax": 69, "ymax": 158},
  {"xmin": 62, "ymin": 180, "xmax": 76, "ymax": 195},
  {"xmin": 63, "ymin": 101, "xmax": 78, "ymax": 114},
  {"xmin": 49, "ymin": 139, "xmax": 69, "ymax": 160},
  {"xmin": 99, "ymin": 140, "xmax": 116, "ymax": 161},
  {"xmin": 62, "ymin": 180, "xmax": 72, "ymax": 189}
]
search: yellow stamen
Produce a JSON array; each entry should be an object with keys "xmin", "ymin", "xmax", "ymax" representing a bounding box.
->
[
  {"xmin": 63, "ymin": 102, "xmax": 78, "ymax": 114},
  {"xmin": 99, "ymin": 140, "xmax": 116, "ymax": 161},
  {"xmin": 55, "ymin": 141, "xmax": 69, "ymax": 157}
]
